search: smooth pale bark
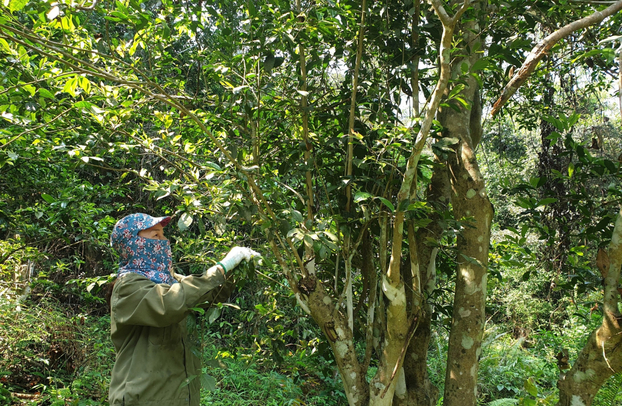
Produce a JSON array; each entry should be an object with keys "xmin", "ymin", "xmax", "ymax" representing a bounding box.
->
[
  {"xmin": 557, "ymin": 207, "xmax": 622, "ymax": 406},
  {"xmin": 368, "ymin": 275, "xmax": 410, "ymax": 406},
  {"xmin": 297, "ymin": 271, "xmax": 411, "ymax": 406}
]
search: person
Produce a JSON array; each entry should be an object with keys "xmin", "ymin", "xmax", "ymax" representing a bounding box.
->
[{"xmin": 107, "ymin": 213, "xmax": 260, "ymax": 406}]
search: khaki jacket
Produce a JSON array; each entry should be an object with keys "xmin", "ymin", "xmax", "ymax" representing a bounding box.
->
[{"xmin": 109, "ymin": 270, "xmax": 225, "ymax": 406}]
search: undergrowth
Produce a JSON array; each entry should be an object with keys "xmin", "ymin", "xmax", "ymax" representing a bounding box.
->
[{"xmin": 1, "ymin": 293, "xmax": 347, "ymax": 405}]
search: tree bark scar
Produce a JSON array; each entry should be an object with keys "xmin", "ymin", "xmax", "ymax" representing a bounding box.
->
[
  {"xmin": 297, "ymin": 275, "xmax": 317, "ymax": 297},
  {"xmin": 325, "ymin": 321, "xmax": 338, "ymax": 342}
]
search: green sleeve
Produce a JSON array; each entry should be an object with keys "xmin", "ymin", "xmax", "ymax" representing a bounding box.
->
[{"xmin": 112, "ymin": 271, "xmax": 226, "ymax": 328}]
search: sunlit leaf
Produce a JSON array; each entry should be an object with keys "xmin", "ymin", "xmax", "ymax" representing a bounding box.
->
[
  {"xmin": 354, "ymin": 191, "xmax": 372, "ymax": 203},
  {"xmin": 9, "ymin": 0, "xmax": 28, "ymax": 13},
  {"xmin": 177, "ymin": 213, "xmax": 193, "ymax": 231}
]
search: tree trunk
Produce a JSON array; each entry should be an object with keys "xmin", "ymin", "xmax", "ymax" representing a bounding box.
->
[
  {"xmin": 440, "ymin": 10, "xmax": 493, "ymax": 401},
  {"xmin": 442, "ymin": 102, "xmax": 493, "ymax": 406},
  {"xmin": 557, "ymin": 207, "xmax": 622, "ymax": 406},
  {"xmin": 557, "ymin": 324, "xmax": 622, "ymax": 406},
  {"xmin": 303, "ymin": 277, "xmax": 370, "ymax": 406},
  {"xmin": 302, "ymin": 267, "xmax": 411, "ymax": 406},
  {"xmin": 402, "ymin": 163, "xmax": 450, "ymax": 406}
]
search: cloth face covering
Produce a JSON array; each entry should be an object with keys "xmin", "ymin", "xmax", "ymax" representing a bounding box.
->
[{"xmin": 111, "ymin": 213, "xmax": 177, "ymax": 285}]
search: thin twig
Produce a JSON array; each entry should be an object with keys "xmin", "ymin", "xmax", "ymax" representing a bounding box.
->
[
  {"xmin": 380, "ymin": 316, "xmax": 421, "ymax": 399},
  {"xmin": 602, "ymin": 340, "xmax": 616, "ymax": 372},
  {"xmin": 0, "ymin": 71, "xmax": 81, "ymax": 96},
  {"xmin": 0, "ymin": 108, "xmax": 73, "ymax": 149}
]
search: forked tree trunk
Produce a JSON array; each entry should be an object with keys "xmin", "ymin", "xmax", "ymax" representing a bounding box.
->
[
  {"xmin": 300, "ymin": 265, "xmax": 411, "ymax": 406},
  {"xmin": 557, "ymin": 207, "xmax": 622, "ymax": 406},
  {"xmin": 302, "ymin": 278, "xmax": 370, "ymax": 406}
]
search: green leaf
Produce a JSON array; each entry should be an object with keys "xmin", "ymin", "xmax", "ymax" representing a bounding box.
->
[
  {"xmin": 74, "ymin": 100, "xmax": 93, "ymax": 111},
  {"xmin": 528, "ymin": 177, "xmax": 546, "ymax": 188},
  {"xmin": 537, "ymin": 198, "xmax": 557, "ymax": 207},
  {"xmin": 377, "ymin": 197, "xmax": 394, "ymax": 212},
  {"xmin": 0, "ymin": 38, "xmax": 11, "ymax": 54},
  {"xmin": 603, "ymin": 159, "xmax": 617, "ymax": 174},
  {"xmin": 9, "ymin": 0, "xmax": 28, "ymax": 13},
  {"xmin": 461, "ymin": 62, "xmax": 470, "ymax": 74},
  {"xmin": 354, "ymin": 191, "xmax": 372, "ymax": 203},
  {"xmin": 38, "ymin": 88, "xmax": 55, "ymax": 99},
  {"xmin": 516, "ymin": 197, "xmax": 535, "ymax": 209},
  {"xmin": 406, "ymin": 201, "xmax": 427, "ymax": 211},
  {"xmin": 567, "ymin": 162, "xmax": 574, "ymax": 178},
  {"xmin": 291, "ymin": 210, "xmax": 304, "ymax": 223},
  {"xmin": 205, "ymin": 162, "xmax": 221, "ymax": 171},
  {"xmin": 542, "ymin": 115, "xmax": 563, "ymax": 132},
  {"xmin": 41, "ymin": 193, "xmax": 55, "ymax": 203},
  {"xmin": 447, "ymin": 84, "xmax": 465, "ymax": 100},
  {"xmin": 201, "ymin": 374, "xmax": 217, "ymax": 392},
  {"xmin": 206, "ymin": 307, "xmax": 221, "ymax": 324},
  {"xmin": 524, "ymin": 378, "xmax": 538, "ymax": 397},
  {"xmin": 63, "ymin": 77, "xmax": 78, "ymax": 97},
  {"xmin": 191, "ymin": 307, "xmax": 205, "ymax": 315},
  {"xmin": 471, "ymin": 58, "xmax": 489, "ymax": 72},
  {"xmin": 78, "ymin": 77, "xmax": 91, "ymax": 93}
]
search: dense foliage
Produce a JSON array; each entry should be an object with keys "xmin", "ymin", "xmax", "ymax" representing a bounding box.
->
[{"xmin": 1, "ymin": 0, "xmax": 622, "ymax": 405}]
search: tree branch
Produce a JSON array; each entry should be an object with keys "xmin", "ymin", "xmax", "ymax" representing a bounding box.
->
[
  {"xmin": 428, "ymin": 0, "xmax": 452, "ymax": 26},
  {"xmin": 387, "ymin": 7, "xmax": 457, "ymax": 285},
  {"xmin": 345, "ymin": 0, "xmax": 367, "ymax": 213},
  {"xmin": 491, "ymin": 0, "xmax": 622, "ymax": 116},
  {"xmin": 0, "ymin": 108, "xmax": 73, "ymax": 149},
  {"xmin": 0, "ymin": 18, "xmax": 310, "ymax": 278}
]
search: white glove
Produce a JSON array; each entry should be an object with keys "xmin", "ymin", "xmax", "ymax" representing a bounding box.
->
[{"xmin": 218, "ymin": 246, "xmax": 262, "ymax": 272}]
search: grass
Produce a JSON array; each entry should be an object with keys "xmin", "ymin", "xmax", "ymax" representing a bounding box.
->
[{"xmin": 201, "ymin": 360, "xmax": 347, "ymax": 406}]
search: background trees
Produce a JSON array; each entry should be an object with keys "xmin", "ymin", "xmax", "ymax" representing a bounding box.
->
[{"xmin": 1, "ymin": 0, "xmax": 622, "ymax": 405}]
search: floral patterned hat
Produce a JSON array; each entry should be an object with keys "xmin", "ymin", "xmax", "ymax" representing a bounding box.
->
[{"xmin": 111, "ymin": 213, "xmax": 177, "ymax": 284}]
